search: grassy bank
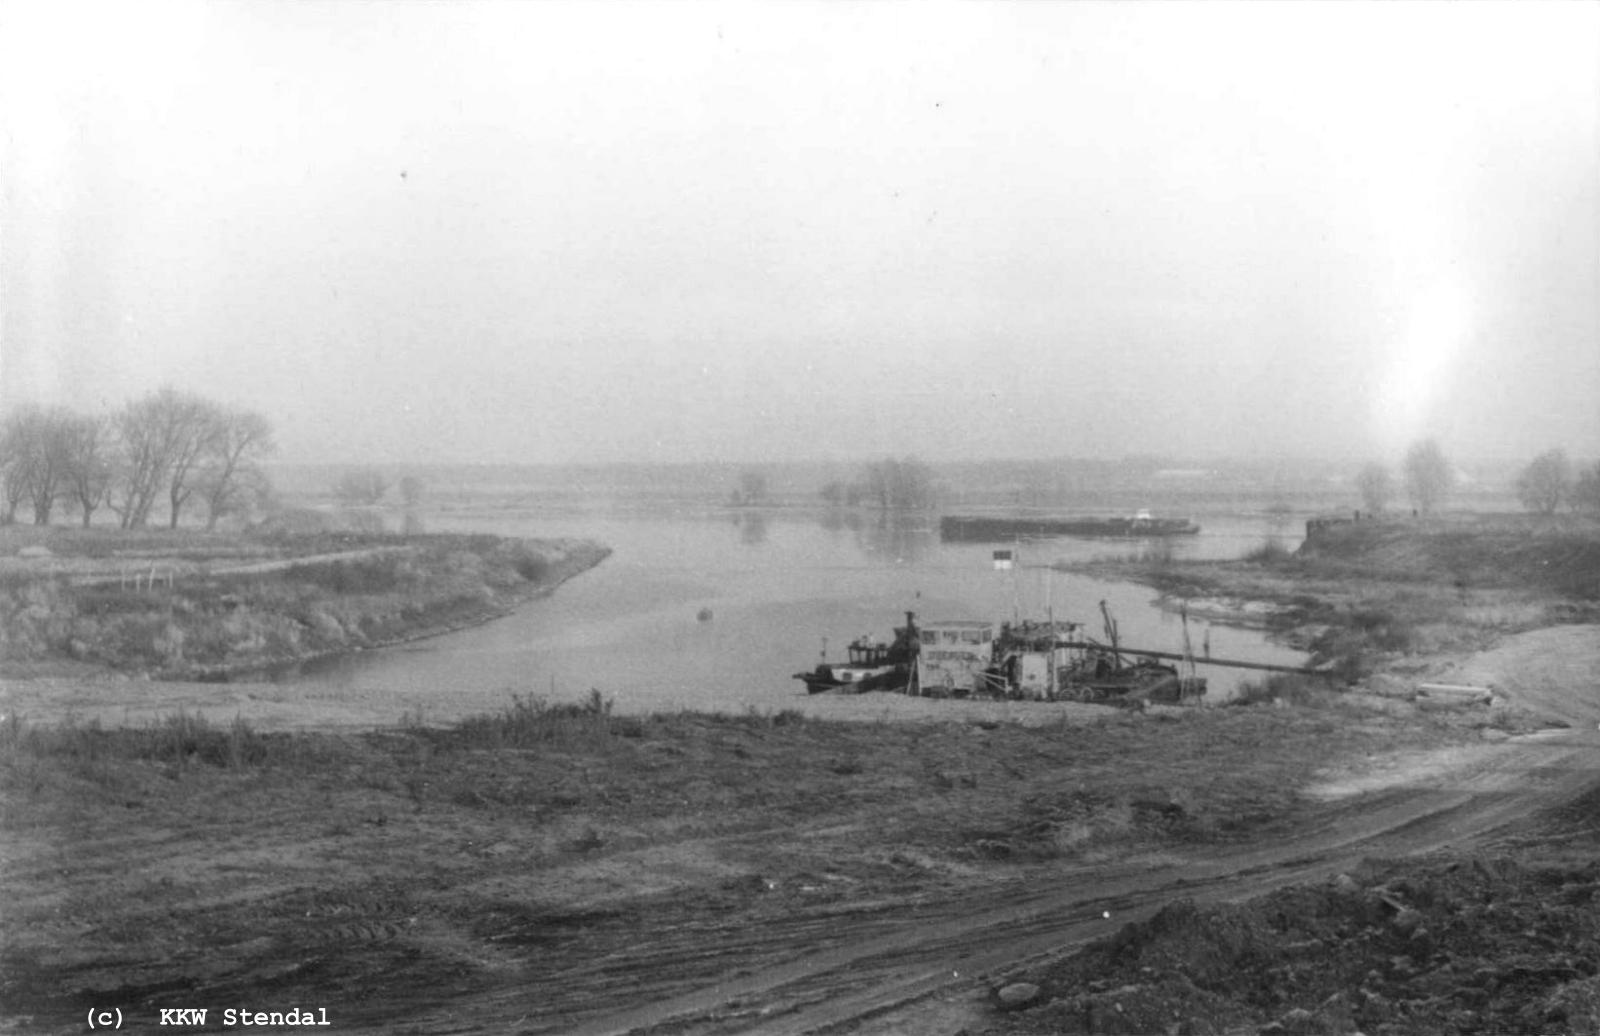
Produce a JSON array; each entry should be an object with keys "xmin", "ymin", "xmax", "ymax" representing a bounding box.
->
[
  {"xmin": 0, "ymin": 528, "xmax": 609, "ymax": 679},
  {"xmin": 0, "ymin": 687, "xmax": 1517, "ymax": 1033}
]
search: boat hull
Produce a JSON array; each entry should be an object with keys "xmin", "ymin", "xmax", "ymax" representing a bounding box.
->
[
  {"xmin": 940, "ymin": 515, "xmax": 1200, "ymax": 542},
  {"xmin": 794, "ymin": 665, "xmax": 911, "ymax": 695}
]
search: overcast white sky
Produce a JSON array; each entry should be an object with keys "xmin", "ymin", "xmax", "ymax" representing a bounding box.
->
[{"xmin": 2, "ymin": 1, "xmax": 1596, "ymax": 465}]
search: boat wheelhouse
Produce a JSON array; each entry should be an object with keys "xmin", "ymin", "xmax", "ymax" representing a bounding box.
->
[
  {"xmin": 914, "ymin": 619, "xmax": 997, "ymax": 696},
  {"xmin": 792, "ymin": 613, "xmax": 918, "ymax": 694}
]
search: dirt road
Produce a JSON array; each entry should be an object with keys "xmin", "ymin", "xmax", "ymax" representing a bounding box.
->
[{"xmin": 416, "ymin": 626, "xmax": 1600, "ymax": 1036}]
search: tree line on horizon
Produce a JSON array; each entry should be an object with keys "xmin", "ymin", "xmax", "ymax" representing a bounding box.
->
[
  {"xmin": 819, "ymin": 457, "xmax": 937, "ymax": 511},
  {"xmin": 736, "ymin": 442, "xmax": 1598, "ymax": 519},
  {"xmin": 1354, "ymin": 438, "xmax": 1600, "ymax": 517},
  {"xmin": 728, "ymin": 457, "xmax": 939, "ymax": 511},
  {"xmin": 0, "ymin": 387, "xmax": 275, "ymax": 530}
]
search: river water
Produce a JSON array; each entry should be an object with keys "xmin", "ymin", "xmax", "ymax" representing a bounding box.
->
[{"xmin": 281, "ymin": 508, "xmax": 1310, "ymax": 714}]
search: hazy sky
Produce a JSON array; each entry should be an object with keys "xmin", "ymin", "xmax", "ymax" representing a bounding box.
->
[{"xmin": 3, "ymin": 1, "xmax": 1596, "ymax": 465}]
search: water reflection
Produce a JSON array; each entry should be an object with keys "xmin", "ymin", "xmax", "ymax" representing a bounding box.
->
[
  {"xmin": 850, "ymin": 511, "xmax": 936, "ymax": 564},
  {"xmin": 818, "ymin": 507, "xmax": 859, "ymax": 534},
  {"xmin": 729, "ymin": 510, "xmax": 769, "ymax": 546}
]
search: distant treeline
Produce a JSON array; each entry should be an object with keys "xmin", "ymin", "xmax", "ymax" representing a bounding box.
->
[
  {"xmin": 817, "ymin": 457, "xmax": 936, "ymax": 510},
  {"xmin": 260, "ymin": 449, "xmax": 1600, "ymax": 517}
]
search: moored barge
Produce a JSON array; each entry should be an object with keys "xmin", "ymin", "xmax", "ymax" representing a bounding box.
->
[
  {"xmin": 940, "ymin": 511, "xmax": 1199, "ymax": 542},
  {"xmin": 795, "ymin": 611, "xmax": 1206, "ymax": 706}
]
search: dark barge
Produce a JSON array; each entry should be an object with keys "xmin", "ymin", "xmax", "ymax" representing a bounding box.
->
[{"xmin": 939, "ymin": 511, "xmax": 1199, "ymax": 542}]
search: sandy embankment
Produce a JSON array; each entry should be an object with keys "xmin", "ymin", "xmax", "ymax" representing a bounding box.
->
[{"xmin": 1300, "ymin": 623, "xmax": 1600, "ymax": 801}]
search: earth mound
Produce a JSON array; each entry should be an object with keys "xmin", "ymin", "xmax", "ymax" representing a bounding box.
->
[{"xmin": 992, "ymin": 854, "xmax": 1600, "ymax": 1035}]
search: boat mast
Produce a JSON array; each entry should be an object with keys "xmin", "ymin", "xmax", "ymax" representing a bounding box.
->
[
  {"xmin": 1099, "ymin": 599, "xmax": 1122, "ymax": 669},
  {"xmin": 1046, "ymin": 559, "xmax": 1057, "ymax": 699},
  {"xmin": 1179, "ymin": 602, "xmax": 1198, "ymax": 688},
  {"xmin": 1011, "ymin": 536, "xmax": 1021, "ymax": 627}
]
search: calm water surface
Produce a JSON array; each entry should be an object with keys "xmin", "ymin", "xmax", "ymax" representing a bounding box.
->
[{"xmin": 286, "ymin": 510, "xmax": 1310, "ymax": 712}]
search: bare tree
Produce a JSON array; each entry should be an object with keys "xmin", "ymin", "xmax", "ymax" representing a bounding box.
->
[
  {"xmin": 164, "ymin": 397, "xmax": 225, "ymax": 529},
  {"xmin": 335, "ymin": 467, "xmax": 389, "ymax": 506},
  {"xmin": 1354, "ymin": 462, "xmax": 1392, "ymax": 514},
  {"xmin": 61, "ymin": 413, "xmax": 114, "ymax": 527},
  {"xmin": 731, "ymin": 469, "xmax": 768, "ymax": 506},
  {"xmin": 1403, "ymin": 438, "xmax": 1453, "ymax": 515},
  {"xmin": 1575, "ymin": 461, "xmax": 1600, "ymax": 515},
  {"xmin": 0, "ymin": 406, "xmax": 76, "ymax": 525},
  {"xmin": 863, "ymin": 457, "xmax": 936, "ymax": 510},
  {"xmin": 1515, "ymin": 448, "xmax": 1571, "ymax": 515},
  {"xmin": 1, "ymin": 411, "xmax": 32, "ymax": 523},
  {"xmin": 0, "ymin": 421, "xmax": 19, "ymax": 523},
  {"xmin": 107, "ymin": 388, "xmax": 226, "ymax": 528},
  {"xmin": 198, "ymin": 408, "xmax": 275, "ymax": 529},
  {"xmin": 112, "ymin": 389, "xmax": 185, "ymax": 528},
  {"xmin": 398, "ymin": 474, "xmax": 425, "ymax": 508},
  {"xmin": 109, "ymin": 405, "xmax": 162, "ymax": 528}
]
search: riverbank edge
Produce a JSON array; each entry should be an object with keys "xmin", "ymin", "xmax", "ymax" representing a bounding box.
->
[
  {"xmin": 0, "ymin": 535, "xmax": 612, "ymax": 684},
  {"xmin": 1055, "ymin": 557, "xmax": 1299, "ymax": 629},
  {"xmin": 180, "ymin": 538, "xmax": 614, "ymax": 682}
]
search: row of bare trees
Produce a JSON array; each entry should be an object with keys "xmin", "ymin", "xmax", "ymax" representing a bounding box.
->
[
  {"xmin": 1355, "ymin": 439, "xmax": 1600, "ymax": 517},
  {"xmin": 1514, "ymin": 448, "xmax": 1600, "ymax": 515},
  {"xmin": 818, "ymin": 457, "xmax": 937, "ymax": 510},
  {"xmin": 1353, "ymin": 439, "xmax": 1457, "ymax": 516},
  {"xmin": 0, "ymin": 388, "xmax": 274, "ymax": 529}
]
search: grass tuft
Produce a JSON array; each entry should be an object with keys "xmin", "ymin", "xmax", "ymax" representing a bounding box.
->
[
  {"xmin": 447, "ymin": 690, "xmax": 621, "ymax": 751},
  {"xmin": 0, "ymin": 710, "xmax": 271, "ymax": 777}
]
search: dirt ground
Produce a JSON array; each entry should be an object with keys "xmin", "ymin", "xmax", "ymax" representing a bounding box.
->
[
  {"xmin": 1, "ymin": 622, "xmax": 1596, "ymax": 1036},
  {"xmin": 973, "ymin": 624, "xmax": 1600, "ymax": 1036}
]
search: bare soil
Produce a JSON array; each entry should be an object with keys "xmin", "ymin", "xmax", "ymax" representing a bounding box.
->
[{"xmin": 2, "ymin": 514, "xmax": 1599, "ymax": 1035}]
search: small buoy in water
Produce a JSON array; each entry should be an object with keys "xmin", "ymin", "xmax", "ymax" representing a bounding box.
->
[{"xmin": 697, "ymin": 608, "xmax": 713, "ymax": 622}]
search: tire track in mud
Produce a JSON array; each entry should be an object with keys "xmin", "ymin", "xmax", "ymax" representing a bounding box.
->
[
  {"xmin": 703, "ymin": 634, "xmax": 1600, "ymax": 1036},
  {"xmin": 373, "ymin": 720, "xmax": 1600, "ymax": 1036}
]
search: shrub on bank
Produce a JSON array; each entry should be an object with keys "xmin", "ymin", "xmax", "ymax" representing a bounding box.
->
[
  {"xmin": 447, "ymin": 691, "xmax": 624, "ymax": 751},
  {"xmin": 511, "ymin": 552, "xmax": 550, "ymax": 583},
  {"xmin": 291, "ymin": 554, "xmax": 414, "ymax": 595}
]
